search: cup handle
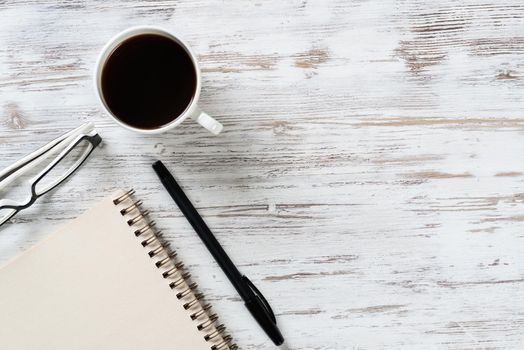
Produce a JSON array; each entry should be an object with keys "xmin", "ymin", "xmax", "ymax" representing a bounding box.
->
[{"xmin": 192, "ymin": 108, "xmax": 223, "ymax": 135}]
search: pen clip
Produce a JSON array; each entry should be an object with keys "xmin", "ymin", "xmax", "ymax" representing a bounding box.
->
[{"xmin": 242, "ymin": 275, "xmax": 276, "ymax": 324}]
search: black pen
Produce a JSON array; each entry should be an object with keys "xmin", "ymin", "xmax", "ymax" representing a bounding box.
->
[{"xmin": 152, "ymin": 160, "xmax": 285, "ymax": 346}]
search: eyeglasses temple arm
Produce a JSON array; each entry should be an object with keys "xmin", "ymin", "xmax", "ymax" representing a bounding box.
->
[{"xmin": 0, "ymin": 123, "xmax": 94, "ymax": 190}]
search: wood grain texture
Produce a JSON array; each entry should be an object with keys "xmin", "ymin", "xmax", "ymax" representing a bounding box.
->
[{"xmin": 0, "ymin": 1, "xmax": 523, "ymax": 349}]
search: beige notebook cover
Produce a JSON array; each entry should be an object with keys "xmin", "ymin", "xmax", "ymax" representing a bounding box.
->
[{"xmin": 0, "ymin": 190, "xmax": 233, "ymax": 350}]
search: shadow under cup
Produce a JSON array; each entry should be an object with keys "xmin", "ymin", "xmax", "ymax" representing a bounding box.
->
[{"xmin": 100, "ymin": 33, "xmax": 197, "ymax": 130}]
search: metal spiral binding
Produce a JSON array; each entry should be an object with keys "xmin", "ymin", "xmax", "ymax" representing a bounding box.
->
[{"xmin": 113, "ymin": 189, "xmax": 237, "ymax": 350}]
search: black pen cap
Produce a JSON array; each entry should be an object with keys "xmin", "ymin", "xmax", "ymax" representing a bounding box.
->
[{"xmin": 245, "ymin": 298, "xmax": 284, "ymax": 346}]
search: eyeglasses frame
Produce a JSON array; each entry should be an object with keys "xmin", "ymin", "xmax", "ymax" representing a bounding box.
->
[{"xmin": 0, "ymin": 130, "xmax": 101, "ymax": 227}]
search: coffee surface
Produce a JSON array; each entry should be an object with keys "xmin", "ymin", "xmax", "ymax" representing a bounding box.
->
[{"xmin": 101, "ymin": 34, "xmax": 197, "ymax": 129}]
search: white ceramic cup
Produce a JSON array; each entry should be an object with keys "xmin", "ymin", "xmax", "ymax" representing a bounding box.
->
[{"xmin": 95, "ymin": 26, "xmax": 222, "ymax": 135}]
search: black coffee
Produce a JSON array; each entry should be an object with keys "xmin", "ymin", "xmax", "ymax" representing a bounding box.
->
[{"xmin": 101, "ymin": 34, "xmax": 197, "ymax": 129}]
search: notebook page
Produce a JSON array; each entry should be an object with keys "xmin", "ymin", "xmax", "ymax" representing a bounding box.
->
[{"xmin": 0, "ymin": 191, "xmax": 213, "ymax": 350}]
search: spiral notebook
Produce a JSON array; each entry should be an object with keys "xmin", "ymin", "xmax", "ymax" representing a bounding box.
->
[{"xmin": 0, "ymin": 190, "xmax": 236, "ymax": 350}]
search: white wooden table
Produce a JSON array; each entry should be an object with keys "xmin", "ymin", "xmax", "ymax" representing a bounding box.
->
[{"xmin": 1, "ymin": 1, "xmax": 523, "ymax": 349}]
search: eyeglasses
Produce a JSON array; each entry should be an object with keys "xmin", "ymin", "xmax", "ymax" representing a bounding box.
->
[{"xmin": 0, "ymin": 123, "xmax": 102, "ymax": 227}]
